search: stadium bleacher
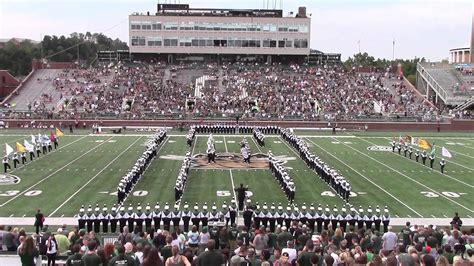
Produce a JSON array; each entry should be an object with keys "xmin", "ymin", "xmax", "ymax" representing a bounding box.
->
[{"xmin": 3, "ymin": 62, "xmax": 437, "ymax": 123}]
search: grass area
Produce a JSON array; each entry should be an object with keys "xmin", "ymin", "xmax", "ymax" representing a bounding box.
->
[{"xmin": 0, "ymin": 129, "xmax": 472, "ymax": 219}]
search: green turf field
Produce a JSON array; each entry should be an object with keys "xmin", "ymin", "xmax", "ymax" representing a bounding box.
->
[{"xmin": 0, "ymin": 129, "xmax": 472, "ymax": 219}]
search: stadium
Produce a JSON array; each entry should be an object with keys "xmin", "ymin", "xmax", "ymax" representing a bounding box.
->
[{"xmin": 0, "ymin": 1, "xmax": 473, "ymax": 266}]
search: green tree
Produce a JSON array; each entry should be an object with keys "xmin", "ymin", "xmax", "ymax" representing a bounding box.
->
[{"xmin": 0, "ymin": 32, "xmax": 128, "ymax": 76}]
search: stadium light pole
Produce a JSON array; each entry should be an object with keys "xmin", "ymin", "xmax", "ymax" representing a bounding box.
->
[
  {"xmin": 392, "ymin": 39, "xmax": 395, "ymax": 61},
  {"xmin": 357, "ymin": 40, "xmax": 361, "ymax": 73}
]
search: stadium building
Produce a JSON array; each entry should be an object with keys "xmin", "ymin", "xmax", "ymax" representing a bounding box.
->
[
  {"xmin": 129, "ymin": 4, "xmax": 311, "ymax": 63},
  {"xmin": 449, "ymin": 47, "xmax": 470, "ymax": 64}
]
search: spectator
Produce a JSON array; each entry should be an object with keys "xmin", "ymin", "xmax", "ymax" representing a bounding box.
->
[
  {"xmin": 165, "ymin": 245, "xmax": 191, "ymax": 266},
  {"xmin": 4, "ymin": 226, "xmax": 17, "ymax": 251},
  {"xmin": 252, "ymin": 229, "xmax": 268, "ymax": 256},
  {"xmin": 66, "ymin": 244, "xmax": 84, "ymax": 266},
  {"xmin": 55, "ymin": 228, "xmax": 71, "ymax": 254},
  {"xmin": 186, "ymin": 225, "xmax": 199, "ymax": 250},
  {"xmin": 118, "ymin": 226, "xmax": 133, "ymax": 246},
  {"xmin": 197, "ymin": 239, "xmax": 223, "ymax": 266},
  {"xmin": 142, "ymin": 246, "xmax": 164, "ymax": 266},
  {"xmin": 260, "ymin": 249, "xmax": 272, "ymax": 266},
  {"xmin": 219, "ymin": 227, "xmax": 230, "ymax": 250},
  {"xmin": 103, "ymin": 243, "xmax": 115, "ymax": 262},
  {"xmin": 281, "ymin": 241, "xmax": 297, "ymax": 263},
  {"xmin": 18, "ymin": 236, "xmax": 39, "ymax": 266},
  {"xmin": 135, "ymin": 243, "xmax": 144, "ymax": 264},
  {"xmin": 422, "ymin": 254, "xmax": 436, "ymax": 266},
  {"xmin": 81, "ymin": 241, "xmax": 101, "ymax": 266},
  {"xmin": 108, "ymin": 245, "xmax": 137, "ymax": 266},
  {"xmin": 46, "ymin": 235, "xmax": 59, "ymax": 266},
  {"xmin": 230, "ymin": 244, "xmax": 249, "ymax": 265},
  {"xmin": 277, "ymin": 227, "xmax": 292, "ymax": 248},
  {"xmin": 153, "ymin": 229, "xmax": 166, "ymax": 249},
  {"xmin": 97, "ymin": 247, "xmax": 109, "ymax": 266},
  {"xmin": 297, "ymin": 239, "xmax": 315, "ymax": 266},
  {"xmin": 124, "ymin": 242, "xmax": 140, "ymax": 265},
  {"xmin": 382, "ymin": 226, "xmax": 397, "ymax": 252},
  {"xmin": 160, "ymin": 235, "xmax": 173, "ymax": 263}
]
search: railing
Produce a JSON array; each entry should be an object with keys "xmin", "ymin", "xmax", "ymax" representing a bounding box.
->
[
  {"xmin": 416, "ymin": 62, "xmax": 448, "ymax": 102},
  {"xmin": 402, "ymin": 76, "xmax": 437, "ymax": 109},
  {"xmin": 453, "ymin": 98, "xmax": 474, "ymax": 112},
  {"xmin": 0, "ymin": 109, "xmax": 443, "ymax": 122},
  {"xmin": 0, "ymin": 69, "xmax": 36, "ymax": 105}
]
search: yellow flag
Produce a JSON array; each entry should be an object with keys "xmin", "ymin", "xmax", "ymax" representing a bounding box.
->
[
  {"xmin": 417, "ymin": 139, "xmax": 432, "ymax": 150},
  {"xmin": 16, "ymin": 142, "xmax": 26, "ymax": 153},
  {"xmin": 55, "ymin": 127, "xmax": 64, "ymax": 137}
]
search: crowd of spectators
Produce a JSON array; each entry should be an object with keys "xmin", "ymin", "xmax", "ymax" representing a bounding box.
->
[
  {"xmin": 1, "ymin": 215, "xmax": 474, "ymax": 266},
  {"xmin": 8, "ymin": 61, "xmax": 437, "ymax": 121}
]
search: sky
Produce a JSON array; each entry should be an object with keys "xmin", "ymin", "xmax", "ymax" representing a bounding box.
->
[{"xmin": 0, "ymin": 0, "xmax": 472, "ymax": 61}]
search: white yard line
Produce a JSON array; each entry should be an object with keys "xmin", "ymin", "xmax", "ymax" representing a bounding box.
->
[
  {"xmin": 228, "ymin": 169, "xmax": 238, "ymax": 205},
  {"xmin": 305, "ymin": 138, "xmax": 423, "ymax": 218},
  {"xmin": 250, "ymin": 135, "xmax": 263, "ymax": 153},
  {"xmin": 223, "ymin": 136, "xmax": 238, "ymax": 204},
  {"xmin": 191, "ymin": 135, "xmax": 198, "ymax": 156},
  {"xmin": 450, "ymin": 150, "xmax": 474, "ymax": 159},
  {"xmin": 0, "ymin": 136, "xmax": 114, "ymax": 207},
  {"xmin": 335, "ymin": 135, "xmax": 474, "ymax": 214},
  {"xmin": 8, "ymin": 135, "xmax": 88, "ymax": 173},
  {"xmin": 49, "ymin": 136, "xmax": 143, "ymax": 216}
]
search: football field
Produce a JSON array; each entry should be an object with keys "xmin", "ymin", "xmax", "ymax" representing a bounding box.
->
[{"xmin": 0, "ymin": 129, "xmax": 473, "ymax": 222}]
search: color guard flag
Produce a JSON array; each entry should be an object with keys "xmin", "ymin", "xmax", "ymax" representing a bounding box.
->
[
  {"xmin": 31, "ymin": 135, "xmax": 36, "ymax": 144},
  {"xmin": 441, "ymin": 146, "xmax": 452, "ymax": 158},
  {"xmin": 410, "ymin": 137, "xmax": 418, "ymax": 146},
  {"xmin": 430, "ymin": 144, "xmax": 436, "ymax": 156},
  {"xmin": 417, "ymin": 139, "xmax": 432, "ymax": 150},
  {"xmin": 404, "ymin": 135, "xmax": 412, "ymax": 144},
  {"xmin": 55, "ymin": 127, "xmax": 64, "ymax": 137},
  {"xmin": 399, "ymin": 135, "xmax": 405, "ymax": 145},
  {"xmin": 5, "ymin": 143, "xmax": 14, "ymax": 156},
  {"xmin": 24, "ymin": 140, "xmax": 34, "ymax": 152},
  {"xmin": 16, "ymin": 142, "xmax": 26, "ymax": 153},
  {"xmin": 50, "ymin": 132, "xmax": 56, "ymax": 142}
]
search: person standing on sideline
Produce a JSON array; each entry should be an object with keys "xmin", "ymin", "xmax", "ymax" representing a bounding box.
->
[
  {"xmin": 35, "ymin": 209, "xmax": 44, "ymax": 234},
  {"xmin": 234, "ymin": 184, "xmax": 248, "ymax": 211},
  {"xmin": 450, "ymin": 212, "xmax": 462, "ymax": 230}
]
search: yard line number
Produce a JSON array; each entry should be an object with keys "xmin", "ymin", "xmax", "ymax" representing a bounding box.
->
[{"xmin": 0, "ymin": 190, "xmax": 42, "ymax": 196}]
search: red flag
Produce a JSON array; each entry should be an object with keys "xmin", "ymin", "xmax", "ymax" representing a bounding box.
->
[
  {"xmin": 50, "ymin": 132, "xmax": 56, "ymax": 142},
  {"xmin": 399, "ymin": 135, "xmax": 405, "ymax": 145}
]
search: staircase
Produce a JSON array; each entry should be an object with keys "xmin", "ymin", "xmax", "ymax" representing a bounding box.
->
[{"xmin": 452, "ymin": 97, "xmax": 474, "ymax": 112}]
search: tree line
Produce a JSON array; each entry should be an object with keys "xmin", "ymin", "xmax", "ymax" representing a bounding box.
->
[
  {"xmin": 343, "ymin": 52, "xmax": 428, "ymax": 85},
  {"xmin": 0, "ymin": 32, "xmax": 128, "ymax": 76},
  {"xmin": 2, "ymin": 35, "xmax": 424, "ymax": 86}
]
